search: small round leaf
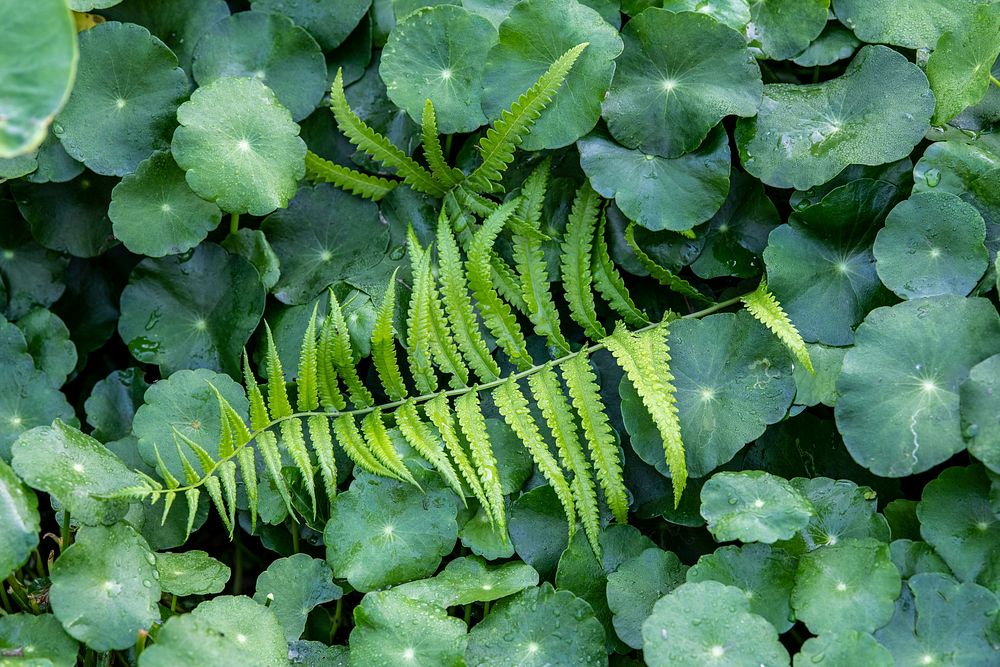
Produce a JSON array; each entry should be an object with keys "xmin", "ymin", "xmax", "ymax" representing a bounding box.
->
[
  {"xmin": 0, "ymin": 459, "xmax": 39, "ymax": 581},
  {"xmin": 253, "ymin": 554, "xmax": 342, "ymax": 641},
  {"xmin": 252, "ymin": 0, "xmax": 371, "ymax": 51},
  {"xmin": 350, "ymin": 591, "xmax": 467, "ymax": 667},
  {"xmin": 156, "ymin": 550, "xmax": 231, "ymax": 597},
  {"xmin": 963, "ymin": 355, "xmax": 1000, "ymax": 472},
  {"xmin": 393, "ymin": 555, "xmax": 539, "ymax": 608},
  {"xmin": 701, "ymin": 471, "xmax": 815, "ymax": 544},
  {"xmin": 746, "ymin": 0, "xmax": 829, "ymax": 61},
  {"xmin": 795, "ymin": 632, "xmax": 893, "ymax": 667},
  {"xmin": 607, "ymin": 548, "xmax": 688, "ymax": 649},
  {"xmin": 0, "ymin": 614, "xmax": 78, "ymax": 667}
]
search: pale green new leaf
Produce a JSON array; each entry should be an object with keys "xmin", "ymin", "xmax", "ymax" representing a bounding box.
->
[{"xmin": 296, "ymin": 304, "xmax": 320, "ymax": 412}]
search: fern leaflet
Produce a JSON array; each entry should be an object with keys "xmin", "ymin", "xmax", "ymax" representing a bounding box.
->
[
  {"xmin": 742, "ymin": 279, "xmax": 815, "ymax": 374},
  {"xmin": 304, "ymin": 151, "xmax": 398, "ymax": 201}
]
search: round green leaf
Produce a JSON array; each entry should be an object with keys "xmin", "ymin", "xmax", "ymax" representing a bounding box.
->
[
  {"xmin": 288, "ymin": 640, "xmax": 349, "ymax": 666},
  {"xmin": 833, "ymin": 0, "xmax": 987, "ymax": 50},
  {"xmin": 795, "ymin": 632, "xmax": 893, "ymax": 667},
  {"xmin": 192, "ymin": 11, "xmax": 326, "ymax": 122},
  {"xmin": 10, "ymin": 174, "xmax": 116, "ymax": 258},
  {"xmin": 261, "ymin": 184, "xmax": 388, "ymax": 305},
  {"xmin": 459, "ymin": 504, "xmax": 515, "ymax": 560},
  {"xmin": 642, "ymin": 580, "xmax": 789, "ymax": 667},
  {"xmin": 324, "ymin": 471, "xmax": 458, "ymax": 592},
  {"xmin": 465, "ymin": 583, "xmax": 606, "ymax": 667},
  {"xmin": 792, "ymin": 22, "xmax": 861, "ymax": 67},
  {"xmin": 109, "ymin": 151, "xmax": 223, "ymax": 258},
  {"xmin": 139, "ymin": 596, "xmax": 287, "ymax": 667},
  {"xmin": 0, "ymin": 0, "xmax": 77, "ymax": 158},
  {"xmin": 481, "ymin": 0, "xmax": 624, "ymax": 150},
  {"xmin": 0, "ymin": 613, "xmax": 78, "ymax": 667},
  {"xmin": 16, "ymin": 308, "xmax": 77, "ymax": 387},
  {"xmin": 603, "ymin": 8, "xmax": 761, "ymax": 158},
  {"xmin": 252, "ymin": 0, "xmax": 371, "ymax": 51},
  {"xmin": 253, "ymin": 554, "xmax": 342, "ymax": 641},
  {"xmin": 792, "ymin": 538, "xmax": 901, "ymax": 634},
  {"xmin": 50, "ymin": 522, "xmax": 160, "ymax": 651},
  {"xmin": 874, "ymin": 573, "xmax": 999, "ymax": 664},
  {"xmin": 393, "ymin": 555, "xmax": 538, "ymax": 608},
  {"xmin": 222, "ymin": 228, "xmax": 282, "ymax": 290},
  {"xmin": 84, "ymin": 368, "xmax": 151, "ymax": 444},
  {"xmin": 578, "ymin": 125, "xmax": 731, "ymax": 232},
  {"xmin": 835, "ymin": 296, "xmax": 1000, "ymax": 477},
  {"xmin": 70, "ymin": 0, "xmax": 122, "ymax": 9},
  {"xmin": 927, "ymin": 5, "xmax": 1000, "ymax": 124},
  {"xmin": 0, "ymin": 153, "xmax": 38, "ymax": 181},
  {"xmin": 963, "ymin": 355, "xmax": 1000, "ymax": 472},
  {"xmin": 874, "ymin": 192, "xmax": 989, "ymax": 299},
  {"xmin": 0, "ymin": 459, "xmax": 39, "ymax": 581},
  {"xmin": 380, "ymin": 5, "xmax": 497, "ymax": 134},
  {"xmin": 22, "ymin": 131, "xmax": 82, "ymax": 183},
  {"xmin": 156, "ymin": 550, "xmax": 230, "ymax": 597},
  {"xmin": 509, "ymin": 485, "xmax": 570, "ymax": 578},
  {"xmin": 132, "ymin": 368, "xmax": 248, "ymax": 481},
  {"xmin": 11, "ymin": 420, "xmax": 137, "ymax": 526},
  {"xmin": 172, "ymin": 77, "xmax": 306, "ymax": 216},
  {"xmin": 55, "ymin": 22, "xmax": 188, "ymax": 176},
  {"xmin": 623, "ymin": 311, "xmax": 795, "ymax": 478},
  {"xmin": 701, "ymin": 471, "xmax": 815, "ymax": 544},
  {"xmin": 103, "ymin": 0, "xmax": 231, "ymax": 71},
  {"xmin": 661, "ymin": 0, "xmax": 751, "ymax": 32},
  {"xmin": 780, "ymin": 477, "xmax": 889, "ymax": 555},
  {"xmin": 0, "ymin": 215, "xmax": 68, "ymax": 321},
  {"xmin": 607, "ymin": 547, "xmax": 688, "ymax": 649},
  {"xmin": 0, "ymin": 348, "xmax": 75, "ymax": 462},
  {"xmin": 350, "ymin": 591, "xmax": 467, "ymax": 667},
  {"xmin": 917, "ymin": 465, "xmax": 1000, "ymax": 584},
  {"xmin": 792, "ymin": 344, "xmax": 846, "ymax": 407},
  {"xmin": 889, "ymin": 539, "xmax": 951, "ymax": 579},
  {"xmin": 687, "ymin": 543, "xmax": 798, "ymax": 633},
  {"xmin": 746, "ymin": 0, "xmax": 829, "ymax": 61},
  {"xmin": 736, "ymin": 45, "xmax": 934, "ymax": 190},
  {"xmin": 118, "ymin": 243, "xmax": 266, "ymax": 376}
]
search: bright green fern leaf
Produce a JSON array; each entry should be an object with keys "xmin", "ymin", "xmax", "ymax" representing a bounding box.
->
[
  {"xmin": 297, "ymin": 304, "xmax": 320, "ymax": 412},
  {"xmin": 561, "ymin": 182, "xmax": 607, "ymax": 341},
  {"xmin": 304, "ymin": 151, "xmax": 398, "ymax": 201},
  {"xmin": 324, "ymin": 289, "xmax": 374, "ymax": 407},
  {"xmin": 308, "ymin": 415, "xmax": 338, "ymax": 502},
  {"xmin": 257, "ymin": 431, "xmax": 295, "ymax": 518},
  {"xmin": 237, "ymin": 446, "xmax": 258, "ymax": 532},
  {"xmin": 425, "ymin": 395, "xmax": 494, "ymax": 526},
  {"xmin": 455, "ymin": 392, "xmax": 507, "ymax": 535},
  {"xmin": 395, "ymin": 401, "xmax": 465, "ymax": 501},
  {"xmin": 406, "ymin": 238, "xmax": 441, "ymax": 394},
  {"xmin": 371, "ymin": 271, "xmax": 408, "ymax": 401},
  {"xmin": 742, "ymin": 279, "xmax": 815, "ymax": 375},
  {"xmin": 263, "ymin": 324, "xmax": 293, "ymax": 419},
  {"xmin": 333, "ymin": 414, "xmax": 403, "ymax": 481},
  {"xmin": 244, "ymin": 350, "xmax": 271, "ymax": 432},
  {"xmin": 421, "ymin": 99, "xmax": 463, "ymax": 188},
  {"xmin": 624, "ymin": 223, "xmax": 712, "ymax": 304},
  {"xmin": 593, "ymin": 214, "xmax": 648, "ymax": 327},
  {"xmin": 361, "ymin": 409, "xmax": 419, "ymax": 486}
]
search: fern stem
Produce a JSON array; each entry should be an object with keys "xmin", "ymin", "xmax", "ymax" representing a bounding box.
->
[{"xmin": 165, "ymin": 294, "xmax": 747, "ymax": 493}]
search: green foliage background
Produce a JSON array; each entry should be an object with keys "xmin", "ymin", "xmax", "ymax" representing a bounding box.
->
[{"xmin": 1, "ymin": 0, "xmax": 999, "ymax": 665}]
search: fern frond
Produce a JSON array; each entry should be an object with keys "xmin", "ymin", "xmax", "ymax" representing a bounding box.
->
[
  {"xmin": 467, "ymin": 200, "xmax": 533, "ymax": 369},
  {"xmin": 562, "ymin": 354, "xmax": 629, "ymax": 524},
  {"xmin": 437, "ymin": 208, "xmax": 501, "ymax": 382},
  {"xmin": 361, "ymin": 410, "xmax": 418, "ymax": 486},
  {"xmin": 406, "ymin": 239, "xmax": 440, "ymax": 394},
  {"xmin": 244, "ymin": 350, "xmax": 271, "ymax": 431},
  {"xmin": 562, "ymin": 183, "xmax": 607, "ymax": 340},
  {"xmin": 279, "ymin": 417, "xmax": 316, "ymax": 516},
  {"xmin": 371, "ymin": 271, "xmax": 408, "ymax": 400},
  {"xmin": 333, "ymin": 414, "xmax": 402, "ymax": 480},
  {"xmin": 455, "ymin": 392, "xmax": 506, "ymax": 535},
  {"xmin": 316, "ymin": 312, "xmax": 347, "ymax": 412},
  {"xmin": 425, "ymin": 395, "xmax": 494, "ymax": 524},
  {"xmin": 742, "ymin": 279, "xmax": 814, "ymax": 375},
  {"xmin": 308, "ymin": 415, "xmax": 338, "ymax": 502},
  {"xmin": 205, "ymin": 475, "xmax": 232, "ymax": 535},
  {"xmin": 237, "ymin": 446, "xmax": 258, "ymax": 532},
  {"xmin": 465, "ymin": 43, "xmax": 588, "ymax": 193},
  {"xmin": 592, "ymin": 214, "xmax": 649, "ymax": 327},
  {"xmin": 604, "ymin": 324, "xmax": 686, "ymax": 505},
  {"xmin": 419, "ymin": 240, "xmax": 469, "ymax": 389},
  {"xmin": 324, "ymin": 290, "xmax": 374, "ymax": 407},
  {"xmin": 297, "ymin": 305, "xmax": 320, "ymax": 412},
  {"xmin": 527, "ymin": 365, "xmax": 601, "ymax": 555},
  {"xmin": 330, "ymin": 69, "xmax": 445, "ymax": 197},
  {"xmin": 304, "ymin": 151, "xmax": 398, "ymax": 201},
  {"xmin": 493, "ymin": 377, "xmax": 576, "ymax": 538},
  {"xmin": 218, "ymin": 461, "xmax": 238, "ymax": 537},
  {"xmin": 263, "ymin": 324, "xmax": 294, "ymax": 419},
  {"xmin": 153, "ymin": 445, "xmax": 180, "ymax": 490},
  {"xmin": 421, "ymin": 100, "xmax": 463, "ymax": 188},
  {"xmin": 624, "ymin": 223, "xmax": 712, "ymax": 304},
  {"xmin": 173, "ymin": 429, "xmax": 215, "ymax": 475},
  {"xmin": 395, "ymin": 401, "xmax": 465, "ymax": 501},
  {"xmin": 173, "ymin": 437, "xmax": 201, "ymax": 485},
  {"xmin": 184, "ymin": 489, "xmax": 200, "ymax": 539},
  {"xmin": 257, "ymin": 431, "xmax": 295, "ymax": 518}
]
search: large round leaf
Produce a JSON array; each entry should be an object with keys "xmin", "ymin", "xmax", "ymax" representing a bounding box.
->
[
  {"xmin": 791, "ymin": 538, "xmax": 901, "ymax": 634},
  {"xmin": 132, "ymin": 368, "xmax": 248, "ymax": 482},
  {"xmin": 103, "ymin": 0, "xmax": 230, "ymax": 71},
  {"xmin": 172, "ymin": 77, "xmax": 306, "ymax": 216},
  {"xmin": 0, "ymin": 614, "xmax": 78, "ymax": 667},
  {"xmin": 736, "ymin": 46, "xmax": 934, "ymax": 190},
  {"xmin": 623, "ymin": 311, "xmax": 795, "ymax": 478},
  {"xmin": 686, "ymin": 544, "xmax": 798, "ymax": 633},
  {"xmin": 252, "ymin": 0, "xmax": 371, "ymax": 51},
  {"xmin": 139, "ymin": 596, "xmax": 287, "ymax": 667},
  {"xmin": 926, "ymin": 5, "xmax": 1000, "ymax": 125},
  {"xmin": 55, "ymin": 22, "xmax": 188, "ymax": 177},
  {"xmin": 480, "ymin": 0, "xmax": 624, "ymax": 150},
  {"xmin": 833, "ymin": 0, "xmax": 987, "ymax": 50},
  {"xmin": 253, "ymin": 554, "xmax": 342, "ymax": 641},
  {"xmin": 917, "ymin": 465, "xmax": 1000, "ymax": 584},
  {"xmin": 0, "ymin": 0, "xmax": 77, "ymax": 157},
  {"xmin": 118, "ymin": 243, "xmax": 266, "ymax": 376},
  {"xmin": 795, "ymin": 632, "xmax": 893, "ymax": 667},
  {"xmin": 661, "ymin": 0, "xmax": 751, "ymax": 31},
  {"xmin": 50, "ymin": 522, "xmax": 160, "ymax": 651},
  {"xmin": 746, "ymin": 0, "xmax": 829, "ymax": 61},
  {"xmin": 109, "ymin": 151, "xmax": 223, "ymax": 257},
  {"xmin": 393, "ymin": 555, "xmax": 539, "ymax": 608},
  {"xmin": 192, "ymin": 11, "xmax": 326, "ymax": 122},
  {"xmin": 0, "ymin": 459, "xmax": 39, "ymax": 581},
  {"xmin": 578, "ymin": 125, "xmax": 731, "ymax": 232},
  {"xmin": 350, "ymin": 591, "xmax": 468, "ymax": 667},
  {"xmin": 835, "ymin": 296, "xmax": 1000, "ymax": 477},
  {"xmin": 465, "ymin": 583, "xmax": 606, "ymax": 667},
  {"xmin": 603, "ymin": 8, "xmax": 760, "ymax": 158},
  {"xmin": 963, "ymin": 355, "xmax": 1000, "ymax": 472},
  {"xmin": 874, "ymin": 192, "xmax": 989, "ymax": 299},
  {"xmin": 10, "ymin": 174, "xmax": 116, "ymax": 258},
  {"xmin": 780, "ymin": 477, "xmax": 890, "ymax": 555},
  {"xmin": 380, "ymin": 5, "xmax": 498, "ymax": 134},
  {"xmin": 261, "ymin": 184, "xmax": 388, "ymax": 304},
  {"xmin": 324, "ymin": 471, "xmax": 458, "ymax": 592},
  {"xmin": 11, "ymin": 420, "xmax": 139, "ymax": 526},
  {"xmin": 606, "ymin": 547, "xmax": 688, "ymax": 649},
  {"xmin": 701, "ymin": 471, "xmax": 815, "ymax": 544},
  {"xmin": 642, "ymin": 580, "xmax": 789, "ymax": 667}
]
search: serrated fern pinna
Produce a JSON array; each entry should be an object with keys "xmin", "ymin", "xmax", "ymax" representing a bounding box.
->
[{"xmin": 116, "ymin": 44, "xmax": 811, "ymax": 559}]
